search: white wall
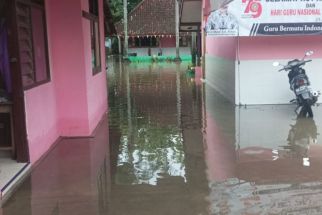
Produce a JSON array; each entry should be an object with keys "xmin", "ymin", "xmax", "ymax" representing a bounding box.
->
[
  {"xmin": 237, "ymin": 59, "xmax": 322, "ymax": 105},
  {"xmin": 204, "ymin": 57, "xmax": 322, "ymax": 105}
]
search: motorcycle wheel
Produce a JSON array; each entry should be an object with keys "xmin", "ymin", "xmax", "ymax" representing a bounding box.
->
[
  {"xmin": 300, "ymin": 99, "xmax": 313, "ymax": 118},
  {"xmin": 307, "ymin": 103, "xmax": 313, "ymax": 118}
]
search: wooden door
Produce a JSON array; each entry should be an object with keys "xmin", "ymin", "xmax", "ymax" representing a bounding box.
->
[{"xmin": 4, "ymin": 0, "xmax": 29, "ymax": 162}]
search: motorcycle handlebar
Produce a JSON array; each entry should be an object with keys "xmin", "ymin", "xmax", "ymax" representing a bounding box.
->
[{"xmin": 278, "ymin": 59, "xmax": 312, "ymax": 72}]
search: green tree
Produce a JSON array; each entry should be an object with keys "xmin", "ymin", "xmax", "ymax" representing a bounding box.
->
[
  {"xmin": 128, "ymin": 0, "xmax": 142, "ymax": 12},
  {"xmin": 109, "ymin": 0, "xmax": 123, "ymax": 22},
  {"xmin": 109, "ymin": 0, "xmax": 142, "ymax": 22}
]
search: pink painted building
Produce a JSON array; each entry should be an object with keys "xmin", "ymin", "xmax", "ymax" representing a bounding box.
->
[{"xmin": 0, "ymin": 0, "xmax": 111, "ymax": 164}]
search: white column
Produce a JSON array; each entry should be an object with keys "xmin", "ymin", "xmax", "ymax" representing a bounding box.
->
[
  {"xmin": 123, "ymin": 0, "xmax": 128, "ymax": 58},
  {"xmin": 175, "ymin": 0, "xmax": 180, "ymax": 60}
]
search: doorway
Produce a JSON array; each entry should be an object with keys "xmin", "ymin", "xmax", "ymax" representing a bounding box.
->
[{"xmin": 0, "ymin": 0, "xmax": 29, "ymax": 162}]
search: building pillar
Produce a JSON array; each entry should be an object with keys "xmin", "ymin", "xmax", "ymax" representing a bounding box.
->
[
  {"xmin": 191, "ymin": 32, "xmax": 197, "ymax": 66},
  {"xmin": 123, "ymin": 0, "xmax": 128, "ymax": 59},
  {"xmin": 175, "ymin": 0, "xmax": 181, "ymax": 61}
]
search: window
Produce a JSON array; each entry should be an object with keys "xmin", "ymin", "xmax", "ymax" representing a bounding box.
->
[
  {"xmin": 89, "ymin": 0, "xmax": 99, "ymax": 16},
  {"xmin": 84, "ymin": 0, "xmax": 101, "ymax": 75},
  {"xmin": 16, "ymin": 0, "xmax": 50, "ymax": 89},
  {"xmin": 91, "ymin": 19, "xmax": 101, "ymax": 73}
]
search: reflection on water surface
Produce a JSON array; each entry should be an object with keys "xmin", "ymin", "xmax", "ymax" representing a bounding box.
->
[
  {"xmin": 3, "ymin": 58, "xmax": 322, "ymax": 214},
  {"xmin": 108, "ymin": 62, "xmax": 191, "ymax": 186},
  {"xmin": 107, "ymin": 59, "xmax": 209, "ymax": 215}
]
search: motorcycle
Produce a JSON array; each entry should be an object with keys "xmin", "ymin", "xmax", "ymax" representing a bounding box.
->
[{"xmin": 273, "ymin": 51, "xmax": 320, "ymax": 118}]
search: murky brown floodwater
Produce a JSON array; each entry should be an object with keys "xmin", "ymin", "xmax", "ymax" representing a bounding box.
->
[{"xmin": 2, "ymin": 57, "xmax": 322, "ymax": 214}]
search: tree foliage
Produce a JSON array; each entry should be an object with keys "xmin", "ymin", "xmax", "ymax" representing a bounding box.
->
[{"xmin": 109, "ymin": 0, "xmax": 142, "ymax": 22}]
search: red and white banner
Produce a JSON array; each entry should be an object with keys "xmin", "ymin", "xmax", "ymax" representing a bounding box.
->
[{"xmin": 205, "ymin": 0, "xmax": 322, "ymax": 36}]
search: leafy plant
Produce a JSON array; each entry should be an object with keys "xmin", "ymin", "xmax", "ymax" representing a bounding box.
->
[{"xmin": 108, "ymin": 0, "xmax": 143, "ymax": 22}]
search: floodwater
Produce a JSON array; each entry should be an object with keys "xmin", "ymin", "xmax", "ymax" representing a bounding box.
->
[{"xmin": 2, "ymin": 57, "xmax": 322, "ymax": 214}]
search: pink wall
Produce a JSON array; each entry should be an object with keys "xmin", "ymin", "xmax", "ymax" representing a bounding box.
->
[
  {"xmin": 238, "ymin": 36, "xmax": 322, "ymax": 60},
  {"xmin": 160, "ymin": 37, "xmax": 176, "ymax": 48},
  {"xmin": 205, "ymin": 37, "xmax": 237, "ymax": 60},
  {"xmin": 82, "ymin": 0, "xmax": 108, "ymax": 132},
  {"xmin": 25, "ymin": 84, "xmax": 59, "ymax": 163},
  {"xmin": 202, "ymin": 0, "xmax": 210, "ymax": 17},
  {"xmin": 47, "ymin": 0, "xmax": 90, "ymax": 136},
  {"xmin": 204, "ymin": 35, "xmax": 322, "ymax": 61},
  {"xmin": 23, "ymin": 0, "xmax": 63, "ymax": 163},
  {"xmin": 201, "ymin": 0, "xmax": 322, "ymax": 61},
  {"xmin": 24, "ymin": 0, "xmax": 108, "ymax": 163}
]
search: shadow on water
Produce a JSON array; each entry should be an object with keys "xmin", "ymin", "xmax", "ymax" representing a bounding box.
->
[{"xmin": 3, "ymin": 57, "xmax": 322, "ymax": 214}]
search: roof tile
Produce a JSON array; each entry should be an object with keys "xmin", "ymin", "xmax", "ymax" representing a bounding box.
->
[{"xmin": 116, "ymin": 0, "xmax": 175, "ymax": 36}]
